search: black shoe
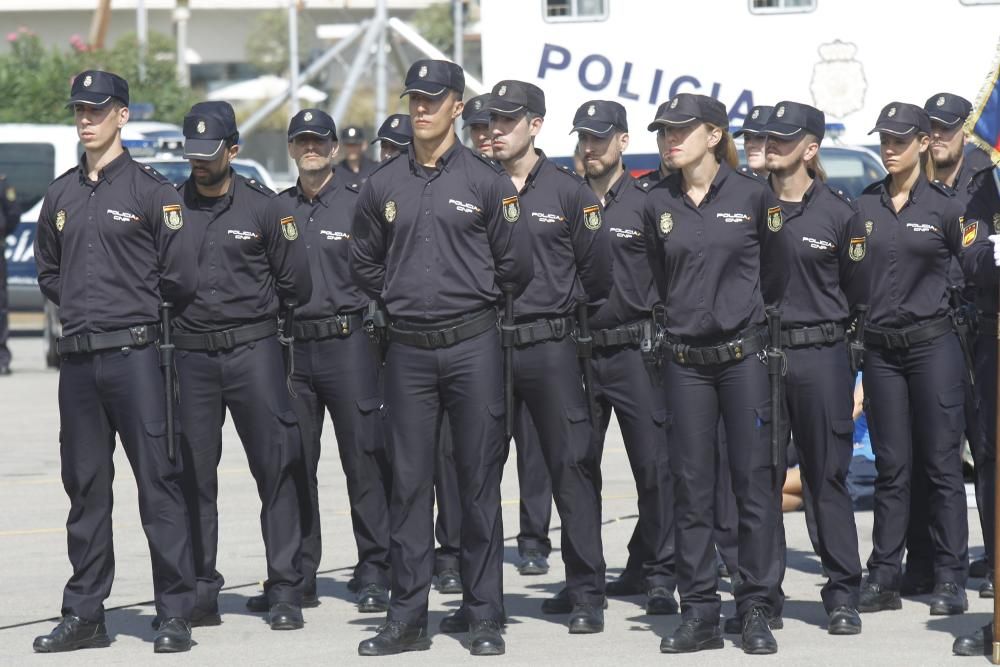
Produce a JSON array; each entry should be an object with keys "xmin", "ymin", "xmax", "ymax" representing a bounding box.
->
[
  {"xmin": 953, "ymin": 622, "xmax": 992, "ymax": 656},
  {"xmin": 246, "ymin": 594, "xmax": 268, "ymax": 613},
  {"xmin": 645, "ymin": 587, "xmax": 679, "ymax": 615},
  {"xmin": 970, "ymin": 558, "xmax": 990, "ymax": 579},
  {"xmin": 151, "ymin": 604, "xmax": 221, "ymax": 630},
  {"xmin": 827, "ymin": 606, "xmax": 862, "ymax": 635},
  {"xmin": 517, "ymin": 550, "xmax": 549, "ymax": 576},
  {"xmin": 929, "ymin": 582, "xmax": 968, "ymax": 615},
  {"xmin": 358, "ymin": 620, "xmax": 431, "ymax": 656},
  {"xmin": 153, "ymin": 618, "xmax": 192, "ymax": 653},
  {"xmin": 724, "ymin": 613, "xmax": 782, "ymax": 634},
  {"xmin": 981, "ymin": 572, "xmax": 995, "ymax": 599},
  {"xmin": 568, "ymin": 603, "xmax": 604, "ymax": 634},
  {"xmin": 741, "ymin": 606, "xmax": 778, "ymax": 655},
  {"xmin": 439, "ymin": 610, "xmax": 469, "ymax": 634},
  {"xmin": 269, "ymin": 602, "xmax": 304, "ymax": 630},
  {"xmin": 33, "ymin": 615, "xmax": 111, "ymax": 653},
  {"xmin": 435, "ymin": 569, "xmax": 463, "ymax": 595},
  {"xmin": 541, "ymin": 589, "xmax": 608, "ymax": 614},
  {"xmin": 605, "ymin": 574, "xmax": 643, "ymax": 597},
  {"xmin": 900, "ymin": 574, "xmax": 935, "ymax": 596},
  {"xmin": 469, "ymin": 619, "xmax": 505, "ymax": 656},
  {"xmin": 660, "ymin": 618, "xmax": 724, "ymax": 653},
  {"xmin": 857, "ymin": 580, "xmax": 901, "ymax": 612},
  {"xmin": 357, "ymin": 583, "xmax": 389, "ymax": 613}
]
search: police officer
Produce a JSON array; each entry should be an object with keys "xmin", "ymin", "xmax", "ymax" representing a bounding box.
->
[
  {"xmin": 373, "ymin": 113, "xmax": 412, "ymax": 161},
  {"xmin": 489, "ymin": 80, "xmax": 612, "ymax": 632},
  {"xmin": 904, "ymin": 92, "xmax": 996, "ymax": 598},
  {"xmin": 171, "ymin": 101, "xmax": 312, "ymax": 630},
  {"xmin": 32, "ymin": 70, "xmax": 198, "ymax": 653},
  {"xmin": 643, "ymin": 93, "xmax": 787, "ymax": 655},
  {"xmin": 856, "ymin": 102, "xmax": 969, "ymax": 617},
  {"xmin": 351, "ymin": 59, "xmax": 533, "ymax": 656},
  {"xmin": 736, "ymin": 105, "xmax": 774, "ymax": 175},
  {"xmin": 761, "ymin": 100, "xmax": 867, "ymax": 634},
  {"xmin": 339, "ymin": 125, "xmax": 379, "ymax": 182},
  {"xmin": 463, "ymin": 93, "xmax": 493, "ymax": 156},
  {"xmin": 0, "ymin": 173, "xmax": 21, "ymax": 375},
  {"xmin": 253, "ymin": 108, "xmax": 391, "ymax": 615},
  {"xmin": 571, "ymin": 99, "xmax": 678, "ymax": 616}
]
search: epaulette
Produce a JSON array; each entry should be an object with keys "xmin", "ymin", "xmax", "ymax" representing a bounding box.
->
[
  {"xmin": 345, "ymin": 179, "xmax": 361, "ymax": 193},
  {"xmin": 472, "ymin": 151, "xmax": 505, "ymax": 174},
  {"xmin": 136, "ymin": 162, "xmax": 171, "ymax": 184},
  {"xmin": 824, "ymin": 183, "xmax": 857, "ymax": 211},
  {"xmin": 735, "ymin": 165, "xmax": 767, "ymax": 183},
  {"xmin": 243, "ymin": 176, "xmax": 274, "ymax": 196},
  {"xmin": 367, "ymin": 151, "xmax": 401, "ymax": 178},
  {"xmin": 634, "ymin": 170, "xmax": 661, "ymax": 193},
  {"xmin": 52, "ymin": 164, "xmax": 78, "ymax": 184},
  {"xmin": 928, "ymin": 178, "xmax": 956, "ymax": 197},
  {"xmin": 861, "ymin": 180, "xmax": 883, "ymax": 195},
  {"xmin": 553, "ymin": 161, "xmax": 586, "ymax": 184}
]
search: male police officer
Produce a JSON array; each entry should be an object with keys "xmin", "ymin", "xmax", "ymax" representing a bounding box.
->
[
  {"xmin": 340, "ymin": 125, "xmax": 379, "ymax": 182},
  {"xmin": 172, "ymin": 101, "xmax": 312, "ymax": 631},
  {"xmin": 252, "ymin": 107, "xmax": 391, "ymax": 615},
  {"xmin": 351, "ymin": 59, "xmax": 533, "ymax": 656},
  {"xmin": 489, "ymin": 80, "xmax": 612, "ymax": 632},
  {"xmin": 0, "ymin": 174, "xmax": 21, "ymax": 375},
  {"xmin": 572, "ymin": 100, "xmax": 678, "ymax": 615},
  {"xmin": 373, "ymin": 113, "xmax": 412, "ymax": 161},
  {"xmin": 33, "ymin": 70, "xmax": 198, "ymax": 653},
  {"xmin": 463, "ymin": 94, "xmax": 493, "ymax": 157}
]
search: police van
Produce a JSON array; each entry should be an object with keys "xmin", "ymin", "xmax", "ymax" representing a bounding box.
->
[{"xmin": 479, "ymin": 0, "xmax": 1000, "ymax": 170}]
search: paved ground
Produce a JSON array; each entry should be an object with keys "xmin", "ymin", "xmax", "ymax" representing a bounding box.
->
[{"xmin": 0, "ymin": 334, "xmax": 995, "ymax": 665}]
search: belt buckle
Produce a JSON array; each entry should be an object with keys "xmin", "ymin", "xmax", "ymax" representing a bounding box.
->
[
  {"xmin": 337, "ymin": 316, "xmax": 350, "ymax": 335},
  {"xmin": 729, "ymin": 339, "xmax": 744, "ymax": 360},
  {"xmin": 886, "ymin": 331, "xmax": 906, "ymax": 349},
  {"xmin": 551, "ymin": 318, "xmax": 567, "ymax": 339},
  {"xmin": 819, "ymin": 322, "xmax": 835, "ymax": 342},
  {"xmin": 425, "ymin": 330, "xmax": 444, "ymax": 348},
  {"xmin": 77, "ymin": 335, "xmax": 92, "ymax": 354},
  {"xmin": 130, "ymin": 325, "xmax": 148, "ymax": 346}
]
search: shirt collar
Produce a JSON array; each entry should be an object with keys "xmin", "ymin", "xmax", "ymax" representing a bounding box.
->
[
  {"xmin": 185, "ymin": 168, "xmax": 236, "ymax": 210},
  {"xmin": 296, "ymin": 168, "xmax": 339, "ymax": 207},
  {"xmin": 78, "ymin": 148, "xmax": 131, "ymax": 184},
  {"xmin": 406, "ymin": 136, "xmax": 464, "ymax": 177},
  {"xmin": 594, "ymin": 165, "xmax": 630, "ymax": 205},
  {"xmin": 523, "ymin": 149, "xmax": 547, "ymax": 189}
]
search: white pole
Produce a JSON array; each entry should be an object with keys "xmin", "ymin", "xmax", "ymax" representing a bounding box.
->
[
  {"xmin": 137, "ymin": 0, "xmax": 147, "ymax": 83},
  {"xmin": 452, "ymin": 0, "xmax": 463, "ymax": 69},
  {"xmin": 288, "ymin": 0, "xmax": 300, "ymax": 115},
  {"xmin": 174, "ymin": 3, "xmax": 190, "ymax": 88},
  {"xmin": 374, "ymin": 0, "xmax": 387, "ymax": 159}
]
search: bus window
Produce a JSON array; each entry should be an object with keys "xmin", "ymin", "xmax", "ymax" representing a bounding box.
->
[
  {"xmin": 749, "ymin": 0, "xmax": 816, "ymax": 14},
  {"xmin": 0, "ymin": 143, "xmax": 56, "ymax": 212},
  {"xmin": 543, "ymin": 0, "xmax": 609, "ymax": 22}
]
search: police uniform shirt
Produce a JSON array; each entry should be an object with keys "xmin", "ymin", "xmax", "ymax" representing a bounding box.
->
[
  {"xmin": 857, "ymin": 175, "xmax": 965, "ymax": 328},
  {"xmin": 588, "ymin": 167, "xmax": 658, "ymax": 329},
  {"xmin": 951, "ymin": 146, "xmax": 995, "ymax": 204},
  {"xmin": 276, "ymin": 169, "xmax": 367, "ymax": 321},
  {"xmin": 342, "ymin": 154, "xmax": 379, "ymax": 183},
  {"xmin": 642, "ymin": 161, "xmax": 786, "ymax": 340},
  {"xmin": 350, "ymin": 141, "xmax": 534, "ymax": 320},
  {"xmin": 514, "ymin": 151, "xmax": 611, "ymax": 319},
  {"xmin": 173, "ymin": 171, "xmax": 312, "ymax": 333},
  {"xmin": 34, "ymin": 150, "xmax": 198, "ymax": 337},
  {"xmin": 960, "ymin": 176, "xmax": 1000, "ymax": 313},
  {"xmin": 773, "ymin": 178, "xmax": 868, "ymax": 327}
]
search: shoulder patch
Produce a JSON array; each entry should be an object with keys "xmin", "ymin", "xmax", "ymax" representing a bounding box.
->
[
  {"xmin": 136, "ymin": 162, "xmax": 171, "ymax": 184},
  {"xmin": 502, "ymin": 195, "xmax": 520, "ymax": 223},
  {"xmin": 162, "ymin": 204, "xmax": 183, "ymax": 230},
  {"xmin": 849, "ymin": 236, "xmax": 866, "ymax": 262},
  {"xmin": 766, "ymin": 206, "xmax": 783, "ymax": 232},
  {"xmin": 243, "ymin": 176, "xmax": 274, "ymax": 196},
  {"xmin": 962, "ymin": 218, "xmax": 978, "ymax": 248},
  {"xmin": 280, "ymin": 215, "xmax": 299, "ymax": 240},
  {"xmin": 583, "ymin": 204, "xmax": 602, "ymax": 230}
]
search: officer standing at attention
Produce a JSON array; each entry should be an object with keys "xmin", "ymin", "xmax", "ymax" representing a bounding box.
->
[
  {"xmin": 761, "ymin": 100, "xmax": 867, "ymax": 634},
  {"xmin": 32, "ymin": 70, "xmax": 198, "ymax": 653},
  {"xmin": 251, "ymin": 108, "xmax": 391, "ymax": 616},
  {"xmin": 339, "ymin": 125, "xmax": 379, "ymax": 182},
  {"xmin": 373, "ymin": 113, "xmax": 412, "ymax": 161},
  {"xmin": 489, "ymin": 80, "xmax": 612, "ymax": 632},
  {"xmin": 571, "ymin": 99, "xmax": 678, "ymax": 616},
  {"xmin": 855, "ymin": 102, "xmax": 969, "ymax": 618},
  {"xmin": 463, "ymin": 94, "xmax": 494, "ymax": 156},
  {"xmin": 0, "ymin": 173, "xmax": 21, "ymax": 375},
  {"xmin": 351, "ymin": 59, "xmax": 533, "ymax": 657},
  {"xmin": 171, "ymin": 101, "xmax": 313, "ymax": 631},
  {"xmin": 644, "ymin": 93, "xmax": 787, "ymax": 655},
  {"xmin": 736, "ymin": 105, "xmax": 774, "ymax": 175}
]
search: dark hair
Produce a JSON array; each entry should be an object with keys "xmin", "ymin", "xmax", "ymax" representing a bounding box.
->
[{"xmin": 224, "ymin": 133, "xmax": 240, "ymax": 149}]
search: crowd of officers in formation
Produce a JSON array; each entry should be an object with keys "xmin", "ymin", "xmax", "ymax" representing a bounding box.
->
[{"xmin": 24, "ymin": 57, "xmax": 1000, "ymax": 658}]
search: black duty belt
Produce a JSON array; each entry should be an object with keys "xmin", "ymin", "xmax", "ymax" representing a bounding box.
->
[
  {"xmin": 293, "ymin": 313, "xmax": 364, "ymax": 341},
  {"xmin": 173, "ymin": 320, "xmax": 278, "ymax": 351},
  {"xmin": 57, "ymin": 324, "xmax": 161, "ymax": 355},
  {"xmin": 505, "ymin": 316, "xmax": 576, "ymax": 347},
  {"xmin": 592, "ymin": 320, "xmax": 649, "ymax": 349},
  {"xmin": 779, "ymin": 322, "xmax": 846, "ymax": 348},
  {"xmin": 667, "ymin": 326, "xmax": 769, "ymax": 366},
  {"xmin": 863, "ymin": 315, "xmax": 953, "ymax": 350},
  {"xmin": 389, "ymin": 308, "xmax": 497, "ymax": 349}
]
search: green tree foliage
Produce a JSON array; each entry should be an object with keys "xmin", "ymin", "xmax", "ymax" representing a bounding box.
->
[
  {"xmin": 0, "ymin": 28, "xmax": 197, "ymax": 124},
  {"xmin": 411, "ymin": 2, "xmax": 455, "ymax": 55},
  {"xmin": 244, "ymin": 9, "xmax": 312, "ymax": 77}
]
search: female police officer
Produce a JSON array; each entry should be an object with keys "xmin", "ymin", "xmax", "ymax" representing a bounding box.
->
[
  {"xmin": 856, "ymin": 102, "xmax": 969, "ymax": 617},
  {"xmin": 643, "ymin": 93, "xmax": 787, "ymax": 655}
]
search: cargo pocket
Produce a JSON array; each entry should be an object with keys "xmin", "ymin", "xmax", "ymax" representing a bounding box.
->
[
  {"xmin": 486, "ymin": 398, "xmax": 506, "ymax": 464},
  {"xmin": 937, "ymin": 384, "xmax": 966, "ymax": 441},
  {"xmin": 272, "ymin": 408, "xmax": 303, "ymax": 468},
  {"xmin": 355, "ymin": 396, "xmax": 384, "ymax": 453},
  {"xmin": 565, "ymin": 404, "xmax": 598, "ymax": 465},
  {"xmin": 753, "ymin": 405, "xmax": 775, "ymax": 470}
]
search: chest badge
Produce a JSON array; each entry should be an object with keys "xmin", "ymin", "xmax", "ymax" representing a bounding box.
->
[
  {"xmin": 767, "ymin": 206, "xmax": 783, "ymax": 232},
  {"xmin": 502, "ymin": 196, "xmax": 520, "ymax": 223},
  {"xmin": 583, "ymin": 205, "xmax": 602, "ymax": 230},
  {"xmin": 865, "ymin": 220, "xmax": 873, "ymax": 236},
  {"xmin": 384, "ymin": 200, "xmax": 397, "ymax": 223},
  {"xmin": 659, "ymin": 212, "xmax": 673, "ymax": 235},
  {"xmin": 962, "ymin": 219, "xmax": 978, "ymax": 248},
  {"xmin": 55, "ymin": 209, "xmax": 67, "ymax": 232},
  {"xmin": 280, "ymin": 215, "xmax": 299, "ymax": 240},
  {"xmin": 162, "ymin": 204, "xmax": 183, "ymax": 230},
  {"xmin": 849, "ymin": 236, "xmax": 866, "ymax": 262}
]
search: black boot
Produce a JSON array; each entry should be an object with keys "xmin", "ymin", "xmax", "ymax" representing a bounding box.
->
[
  {"xmin": 929, "ymin": 582, "xmax": 968, "ymax": 616},
  {"xmin": 953, "ymin": 622, "xmax": 992, "ymax": 656},
  {"xmin": 741, "ymin": 606, "xmax": 778, "ymax": 655},
  {"xmin": 645, "ymin": 587, "xmax": 679, "ymax": 615},
  {"xmin": 858, "ymin": 579, "xmax": 901, "ymax": 612},
  {"xmin": 269, "ymin": 602, "xmax": 304, "ymax": 630},
  {"xmin": 357, "ymin": 584, "xmax": 389, "ymax": 613},
  {"xmin": 517, "ymin": 549, "xmax": 549, "ymax": 576},
  {"xmin": 568, "ymin": 603, "xmax": 604, "ymax": 634},
  {"xmin": 469, "ymin": 619, "xmax": 505, "ymax": 656},
  {"xmin": 33, "ymin": 615, "xmax": 111, "ymax": 653},
  {"xmin": 659, "ymin": 618, "xmax": 723, "ymax": 653},
  {"xmin": 827, "ymin": 606, "xmax": 862, "ymax": 635},
  {"xmin": 434, "ymin": 569, "xmax": 463, "ymax": 594},
  {"xmin": 153, "ymin": 618, "xmax": 192, "ymax": 653},
  {"xmin": 358, "ymin": 621, "xmax": 431, "ymax": 656}
]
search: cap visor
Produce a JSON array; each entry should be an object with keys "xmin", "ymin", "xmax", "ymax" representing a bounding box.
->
[
  {"xmin": 485, "ymin": 102, "xmax": 525, "ymax": 118},
  {"xmin": 928, "ymin": 112, "xmax": 963, "ymax": 127},
  {"xmin": 374, "ymin": 135, "xmax": 411, "ymax": 147},
  {"xmin": 65, "ymin": 92, "xmax": 114, "ymax": 108},
  {"xmin": 760, "ymin": 122, "xmax": 806, "ymax": 138},
  {"xmin": 868, "ymin": 121, "xmax": 918, "ymax": 136},
  {"xmin": 571, "ymin": 120, "xmax": 616, "ymax": 136},
  {"xmin": 462, "ymin": 112, "xmax": 491, "ymax": 129},
  {"xmin": 400, "ymin": 85, "xmax": 448, "ymax": 99},
  {"xmin": 183, "ymin": 138, "xmax": 225, "ymax": 160},
  {"xmin": 288, "ymin": 127, "xmax": 334, "ymax": 140},
  {"xmin": 646, "ymin": 115, "xmax": 698, "ymax": 132}
]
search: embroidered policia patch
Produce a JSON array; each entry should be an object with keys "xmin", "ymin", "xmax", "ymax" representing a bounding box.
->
[
  {"xmin": 583, "ymin": 205, "xmax": 602, "ymax": 230},
  {"xmin": 384, "ymin": 200, "xmax": 397, "ymax": 223},
  {"xmin": 767, "ymin": 206, "xmax": 782, "ymax": 232},
  {"xmin": 502, "ymin": 195, "xmax": 520, "ymax": 223},
  {"xmin": 849, "ymin": 236, "xmax": 866, "ymax": 261},
  {"xmin": 55, "ymin": 209, "xmax": 67, "ymax": 232},
  {"xmin": 659, "ymin": 212, "xmax": 673, "ymax": 235},
  {"xmin": 162, "ymin": 204, "xmax": 183, "ymax": 230},
  {"xmin": 962, "ymin": 218, "xmax": 978, "ymax": 248},
  {"xmin": 280, "ymin": 215, "xmax": 299, "ymax": 240}
]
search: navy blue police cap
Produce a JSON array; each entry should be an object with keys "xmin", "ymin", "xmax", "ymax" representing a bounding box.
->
[
  {"xmin": 487, "ymin": 80, "xmax": 546, "ymax": 118},
  {"xmin": 373, "ymin": 114, "xmax": 412, "ymax": 147},
  {"xmin": 462, "ymin": 94, "xmax": 492, "ymax": 128},
  {"xmin": 182, "ymin": 101, "xmax": 238, "ymax": 160},
  {"xmin": 571, "ymin": 100, "xmax": 628, "ymax": 136},
  {"xmin": 762, "ymin": 101, "xmax": 826, "ymax": 142},
  {"xmin": 924, "ymin": 93, "xmax": 973, "ymax": 127},
  {"xmin": 288, "ymin": 108, "xmax": 337, "ymax": 141},
  {"xmin": 401, "ymin": 59, "xmax": 465, "ymax": 98},
  {"xmin": 869, "ymin": 102, "xmax": 931, "ymax": 136},
  {"xmin": 341, "ymin": 126, "xmax": 366, "ymax": 144},
  {"xmin": 734, "ymin": 105, "xmax": 773, "ymax": 138},
  {"xmin": 66, "ymin": 70, "xmax": 129, "ymax": 108},
  {"xmin": 647, "ymin": 93, "xmax": 728, "ymax": 131}
]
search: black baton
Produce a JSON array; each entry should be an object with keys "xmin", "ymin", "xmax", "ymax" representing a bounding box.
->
[
  {"xmin": 159, "ymin": 301, "xmax": 176, "ymax": 464},
  {"xmin": 766, "ymin": 308, "xmax": 784, "ymax": 470},
  {"xmin": 576, "ymin": 302, "xmax": 597, "ymax": 427},
  {"xmin": 502, "ymin": 287, "xmax": 515, "ymax": 441}
]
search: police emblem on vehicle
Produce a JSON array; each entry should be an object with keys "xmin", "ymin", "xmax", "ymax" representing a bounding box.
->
[
  {"xmin": 280, "ymin": 215, "xmax": 299, "ymax": 240},
  {"xmin": 303, "ymin": 111, "xmax": 313, "ymax": 122},
  {"xmin": 197, "ymin": 120, "xmax": 206, "ymax": 134},
  {"xmin": 767, "ymin": 206, "xmax": 783, "ymax": 232},
  {"xmin": 83, "ymin": 75, "xmax": 92, "ymax": 87},
  {"xmin": 962, "ymin": 219, "xmax": 978, "ymax": 248},
  {"xmin": 849, "ymin": 236, "xmax": 866, "ymax": 261},
  {"xmin": 865, "ymin": 220, "xmax": 874, "ymax": 236},
  {"xmin": 384, "ymin": 200, "xmax": 397, "ymax": 223},
  {"xmin": 583, "ymin": 205, "xmax": 602, "ymax": 230},
  {"xmin": 993, "ymin": 213, "xmax": 1000, "ymax": 233},
  {"xmin": 502, "ymin": 196, "xmax": 520, "ymax": 223},
  {"xmin": 55, "ymin": 209, "xmax": 66, "ymax": 232},
  {"xmin": 659, "ymin": 212, "xmax": 673, "ymax": 235},
  {"xmin": 162, "ymin": 204, "xmax": 183, "ymax": 230}
]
